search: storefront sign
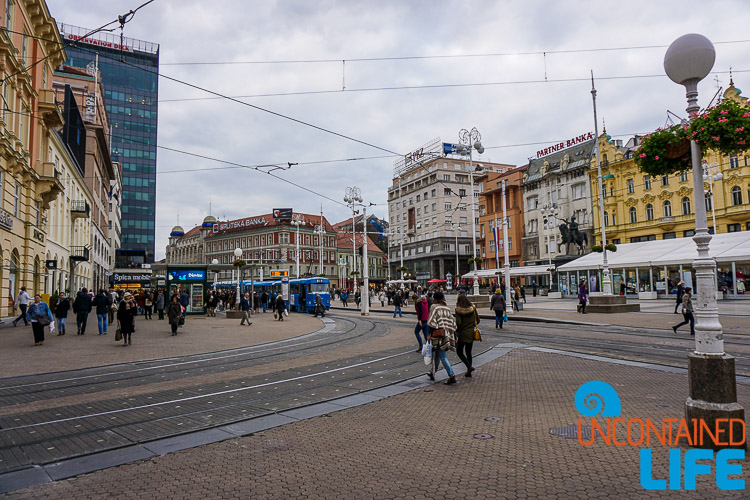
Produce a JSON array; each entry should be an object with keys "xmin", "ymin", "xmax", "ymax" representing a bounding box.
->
[
  {"xmin": 65, "ymin": 33, "xmax": 132, "ymax": 52},
  {"xmin": 168, "ymin": 270, "xmax": 206, "ymax": 281},
  {"xmin": 113, "ymin": 273, "xmax": 152, "ymax": 282},
  {"xmin": 0, "ymin": 212, "xmax": 13, "ymax": 230},
  {"xmin": 213, "ymin": 217, "xmax": 269, "ymax": 233},
  {"xmin": 45, "ymin": 260, "xmax": 57, "ymax": 269},
  {"xmin": 536, "ymin": 132, "xmax": 594, "ymax": 158},
  {"xmin": 33, "ymin": 229, "xmax": 45, "ymax": 243}
]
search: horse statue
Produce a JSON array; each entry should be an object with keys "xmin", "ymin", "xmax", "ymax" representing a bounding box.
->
[{"xmin": 558, "ymin": 217, "xmax": 588, "ymax": 255}]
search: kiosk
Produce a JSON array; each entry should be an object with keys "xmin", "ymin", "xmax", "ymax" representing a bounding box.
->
[{"xmin": 165, "ymin": 266, "xmax": 208, "ymax": 315}]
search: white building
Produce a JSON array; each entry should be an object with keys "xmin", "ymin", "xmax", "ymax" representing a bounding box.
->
[
  {"xmin": 44, "ymin": 129, "xmax": 93, "ymax": 293},
  {"xmin": 108, "ymin": 163, "xmax": 122, "ymax": 274}
]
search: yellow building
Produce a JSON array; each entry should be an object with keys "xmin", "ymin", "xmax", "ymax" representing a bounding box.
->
[
  {"xmin": 0, "ymin": 1, "xmax": 66, "ymax": 314},
  {"xmin": 589, "ymin": 82, "xmax": 750, "ymax": 294}
]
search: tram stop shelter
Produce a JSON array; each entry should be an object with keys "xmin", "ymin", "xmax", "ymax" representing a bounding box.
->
[{"xmin": 556, "ymin": 231, "xmax": 750, "ymax": 299}]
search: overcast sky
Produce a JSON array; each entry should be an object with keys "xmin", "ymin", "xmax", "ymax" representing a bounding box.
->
[{"xmin": 46, "ymin": 0, "xmax": 750, "ymax": 259}]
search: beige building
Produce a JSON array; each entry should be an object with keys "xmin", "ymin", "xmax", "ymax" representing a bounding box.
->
[
  {"xmin": 0, "ymin": 0, "xmax": 67, "ymax": 314},
  {"xmin": 44, "ymin": 128, "xmax": 93, "ymax": 293}
]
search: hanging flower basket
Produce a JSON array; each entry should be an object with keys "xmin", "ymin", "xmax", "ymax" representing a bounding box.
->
[
  {"xmin": 233, "ymin": 259, "xmax": 246, "ymax": 268},
  {"xmin": 591, "ymin": 245, "xmax": 603, "ymax": 253},
  {"xmin": 635, "ymin": 125, "xmax": 691, "ymax": 177},
  {"xmin": 605, "ymin": 243, "xmax": 617, "ymax": 253},
  {"xmin": 690, "ymin": 99, "xmax": 750, "ymax": 155}
]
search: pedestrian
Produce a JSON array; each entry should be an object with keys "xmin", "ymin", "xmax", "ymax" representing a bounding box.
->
[
  {"xmin": 314, "ymin": 293, "xmax": 326, "ymax": 317},
  {"xmin": 378, "ymin": 289, "xmax": 385, "ymax": 308},
  {"xmin": 166, "ymin": 295, "xmax": 182, "ymax": 336},
  {"xmin": 674, "ymin": 280, "xmax": 685, "ymax": 314},
  {"xmin": 261, "ymin": 291, "xmax": 268, "ymax": 313},
  {"xmin": 108, "ymin": 289, "xmax": 118, "ymax": 325},
  {"xmin": 73, "ymin": 288, "xmax": 92, "ymax": 335},
  {"xmin": 240, "ymin": 292, "xmax": 253, "ymax": 326},
  {"xmin": 253, "ymin": 292, "xmax": 260, "ymax": 314},
  {"xmin": 92, "ymin": 289, "xmax": 112, "ymax": 335},
  {"xmin": 12, "ymin": 286, "xmax": 31, "ymax": 327},
  {"xmin": 341, "ymin": 290, "xmax": 348, "ymax": 307},
  {"xmin": 144, "ymin": 291, "xmax": 153, "ymax": 319},
  {"xmin": 532, "ymin": 281, "xmax": 538, "ymax": 297},
  {"xmin": 179, "ymin": 288, "xmax": 189, "ymax": 323},
  {"xmin": 275, "ymin": 294, "xmax": 286, "ymax": 321},
  {"xmin": 512, "ymin": 284, "xmax": 521, "ymax": 311},
  {"xmin": 354, "ymin": 290, "xmax": 361, "ymax": 308},
  {"xmin": 392, "ymin": 290, "xmax": 403, "ymax": 318},
  {"xmin": 490, "ymin": 288, "xmax": 506, "ymax": 329},
  {"xmin": 27, "ymin": 294, "xmax": 54, "ymax": 346},
  {"xmin": 412, "ymin": 293, "xmax": 430, "ymax": 352},
  {"xmin": 54, "ymin": 291, "xmax": 70, "ymax": 335},
  {"xmin": 156, "ymin": 290, "xmax": 165, "ymax": 320},
  {"xmin": 117, "ymin": 292, "xmax": 137, "ymax": 346},
  {"xmin": 520, "ymin": 285, "xmax": 526, "ymax": 303},
  {"xmin": 211, "ymin": 293, "xmax": 219, "ymax": 316},
  {"xmin": 455, "ymin": 294, "xmax": 480, "ymax": 378},
  {"xmin": 577, "ymin": 281, "xmax": 588, "ymax": 314},
  {"xmin": 672, "ymin": 287, "xmax": 695, "ymax": 336},
  {"xmin": 426, "ymin": 291, "xmax": 457, "ymax": 385}
]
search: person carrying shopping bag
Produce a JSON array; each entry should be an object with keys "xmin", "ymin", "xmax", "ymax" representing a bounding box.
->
[
  {"xmin": 426, "ymin": 291, "xmax": 457, "ymax": 385},
  {"xmin": 28, "ymin": 294, "xmax": 54, "ymax": 346}
]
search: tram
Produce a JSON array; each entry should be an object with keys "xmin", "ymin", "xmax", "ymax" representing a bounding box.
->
[{"xmin": 213, "ymin": 277, "xmax": 331, "ymax": 313}]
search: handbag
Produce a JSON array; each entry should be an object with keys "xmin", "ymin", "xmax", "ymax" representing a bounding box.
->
[
  {"xmin": 115, "ymin": 324, "xmax": 122, "ymax": 341},
  {"xmin": 431, "ymin": 328, "xmax": 445, "ymax": 339},
  {"xmin": 473, "ymin": 310, "xmax": 482, "ymax": 342},
  {"xmin": 503, "ymin": 312, "xmax": 508, "ymax": 323},
  {"xmin": 37, "ymin": 315, "xmax": 51, "ymax": 327}
]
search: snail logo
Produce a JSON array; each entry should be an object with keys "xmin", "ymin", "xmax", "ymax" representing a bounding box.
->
[{"xmin": 574, "ymin": 380, "xmax": 621, "ymax": 417}]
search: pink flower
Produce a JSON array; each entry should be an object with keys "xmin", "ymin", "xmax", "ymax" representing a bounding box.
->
[
  {"xmin": 743, "ymin": 112, "xmax": 750, "ymax": 118},
  {"xmin": 683, "ymin": 125, "xmax": 689, "ymax": 130},
  {"xmin": 720, "ymin": 110, "xmax": 729, "ymax": 115},
  {"xmin": 737, "ymin": 127, "xmax": 745, "ymax": 132},
  {"xmin": 692, "ymin": 131, "xmax": 698, "ymax": 136},
  {"xmin": 639, "ymin": 153, "xmax": 646, "ymax": 158},
  {"xmin": 701, "ymin": 114, "xmax": 708, "ymax": 118},
  {"xmin": 701, "ymin": 127, "xmax": 705, "ymax": 131},
  {"xmin": 719, "ymin": 117, "xmax": 729, "ymax": 122},
  {"xmin": 739, "ymin": 140, "xmax": 746, "ymax": 145},
  {"xmin": 712, "ymin": 136, "xmax": 720, "ymax": 141},
  {"xmin": 655, "ymin": 156, "xmax": 660, "ymax": 160}
]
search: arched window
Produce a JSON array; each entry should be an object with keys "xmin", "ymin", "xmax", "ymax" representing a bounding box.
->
[
  {"xmin": 681, "ymin": 197, "xmax": 691, "ymax": 215},
  {"xmin": 646, "ymin": 204, "xmax": 654, "ymax": 221},
  {"xmin": 629, "ymin": 207, "xmax": 637, "ymax": 224},
  {"xmin": 663, "ymin": 200, "xmax": 672, "ymax": 217},
  {"xmin": 732, "ymin": 186, "xmax": 743, "ymax": 206},
  {"xmin": 604, "ymin": 211, "xmax": 609, "ymax": 227}
]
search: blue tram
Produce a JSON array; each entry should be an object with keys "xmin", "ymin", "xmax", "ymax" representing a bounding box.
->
[{"xmin": 216, "ymin": 277, "xmax": 331, "ymax": 313}]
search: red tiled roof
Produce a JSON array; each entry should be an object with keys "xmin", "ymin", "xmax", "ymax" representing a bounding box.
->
[{"xmin": 336, "ymin": 233, "xmax": 384, "ymax": 254}]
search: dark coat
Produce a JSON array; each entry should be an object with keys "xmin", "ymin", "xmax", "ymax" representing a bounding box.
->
[
  {"xmin": 117, "ymin": 300, "xmax": 137, "ymax": 334},
  {"xmin": 92, "ymin": 293, "xmax": 112, "ymax": 315},
  {"xmin": 166, "ymin": 301, "xmax": 182, "ymax": 325},
  {"xmin": 179, "ymin": 292, "xmax": 189, "ymax": 308},
  {"xmin": 275, "ymin": 296, "xmax": 285, "ymax": 312},
  {"xmin": 676, "ymin": 284, "xmax": 685, "ymax": 304},
  {"xmin": 392, "ymin": 293, "xmax": 403, "ymax": 307},
  {"xmin": 73, "ymin": 292, "xmax": 92, "ymax": 314},
  {"xmin": 490, "ymin": 292, "xmax": 506, "ymax": 312},
  {"xmin": 455, "ymin": 305, "xmax": 480, "ymax": 343},
  {"xmin": 54, "ymin": 297, "xmax": 70, "ymax": 318},
  {"xmin": 240, "ymin": 297, "xmax": 251, "ymax": 311}
]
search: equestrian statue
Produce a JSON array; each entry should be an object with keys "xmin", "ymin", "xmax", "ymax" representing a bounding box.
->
[{"xmin": 558, "ymin": 216, "xmax": 588, "ymax": 255}]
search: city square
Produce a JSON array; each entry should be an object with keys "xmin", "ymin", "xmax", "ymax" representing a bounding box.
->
[{"xmin": 1, "ymin": 0, "xmax": 750, "ymax": 498}]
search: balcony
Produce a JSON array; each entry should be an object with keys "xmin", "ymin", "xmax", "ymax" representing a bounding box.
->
[
  {"xmin": 725, "ymin": 203, "xmax": 750, "ymax": 221},
  {"xmin": 71, "ymin": 200, "xmax": 91, "ymax": 219},
  {"xmin": 70, "ymin": 246, "xmax": 90, "ymax": 262},
  {"xmin": 37, "ymin": 162, "xmax": 64, "ymax": 209},
  {"xmin": 658, "ymin": 216, "xmax": 676, "ymax": 230},
  {"xmin": 37, "ymin": 89, "xmax": 63, "ymax": 128}
]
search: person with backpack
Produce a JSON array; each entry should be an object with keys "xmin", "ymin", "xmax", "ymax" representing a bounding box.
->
[
  {"xmin": 341, "ymin": 290, "xmax": 348, "ymax": 307},
  {"xmin": 413, "ymin": 294, "xmax": 430, "ymax": 352}
]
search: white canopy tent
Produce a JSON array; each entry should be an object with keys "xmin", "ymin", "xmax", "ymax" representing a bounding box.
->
[{"xmin": 461, "ymin": 264, "xmax": 553, "ymax": 279}]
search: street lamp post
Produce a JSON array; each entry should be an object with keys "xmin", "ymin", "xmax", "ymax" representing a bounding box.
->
[
  {"xmin": 591, "ymin": 74, "xmax": 612, "ymax": 295},
  {"xmin": 344, "ymin": 187, "xmax": 363, "ymax": 291},
  {"xmin": 501, "ymin": 180, "xmax": 512, "ymax": 316},
  {"xmin": 458, "ymin": 127, "xmax": 484, "ymax": 297},
  {"xmin": 291, "ymin": 213, "xmax": 305, "ymax": 279},
  {"xmin": 664, "ymin": 33, "xmax": 744, "ymax": 444},
  {"xmin": 702, "ymin": 161, "xmax": 723, "ymax": 234},
  {"xmin": 361, "ymin": 205, "xmax": 370, "ymax": 316},
  {"xmin": 211, "ymin": 258, "xmax": 219, "ymax": 290},
  {"xmin": 541, "ymin": 206, "xmax": 557, "ymax": 291},
  {"xmin": 233, "ymin": 247, "xmax": 242, "ymax": 302}
]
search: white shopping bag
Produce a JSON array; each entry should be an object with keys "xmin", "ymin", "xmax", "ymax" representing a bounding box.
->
[
  {"xmin": 422, "ymin": 342, "xmax": 432, "ymax": 365},
  {"xmin": 49, "ymin": 322, "xmax": 56, "ymax": 334}
]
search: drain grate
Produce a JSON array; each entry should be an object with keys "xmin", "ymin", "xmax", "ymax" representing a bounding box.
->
[
  {"xmin": 474, "ymin": 433, "xmax": 494, "ymax": 439},
  {"xmin": 550, "ymin": 424, "xmax": 593, "ymax": 440},
  {"xmin": 484, "ymin": 417, "xmax": 502, "ymax": 422}
]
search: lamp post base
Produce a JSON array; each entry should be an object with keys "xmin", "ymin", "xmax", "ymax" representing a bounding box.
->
[{"xmin": 685, "ymin": 353, "xmax": 746, "ymax": 449}]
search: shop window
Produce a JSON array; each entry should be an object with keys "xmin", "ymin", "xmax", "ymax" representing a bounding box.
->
[
  {"xmin": 684, "ymin": 229, "xmax": 695, "ymax": 237},
  {"xmin": 663, "ymin": 232, "xmax": 676, "ymax": 239},
  {"xmin": 727, "ymin": 223, "xmax": 741, "ymax": 233},
  {"xmin": 681, "ymin": 197, "xmax": 691, "ymax": 215}
]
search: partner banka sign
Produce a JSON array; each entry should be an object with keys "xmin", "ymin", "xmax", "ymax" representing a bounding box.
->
[{"xmin": 574, "ymin": 381, "xmax": 745, "ymax": 491}]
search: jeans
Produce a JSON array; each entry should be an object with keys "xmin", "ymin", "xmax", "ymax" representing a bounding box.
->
[
  {"xmin": 494, "ymin": 310, "xmax": 504, "ymax": 328},
  {"xmin": 57, "ymin": 316, "xmax": 66, "ymax": 333},
  {"xmin": 77, "ymin": 311, "xmax": 88, "ymax": 333},
  {"xmin": 393, "ymin": 305, "xmax": 402, "ymax": 318},
  {"xmin": 14, "ymin": 304, "xmax": 28, "ymax": 325},
  {"xmin": 456, "ymin": 340, "xmax": 473, "ymax": 370},
  {"xmin": 262, "ymin": 303, "xmax": 267, "ymax": 313},
  {"xmin": 433, "ymin": 348, "xmax": 454, "ymax": 377},
  {"xmin": 144, "ymin": 306, "xmax": 152, "ymax": 319},
  {"xmin": 97, "ymin": 313, "xmax": 108, "ymax": 334},
  {"xmin": 675, "ymin": 311, "xmax": 695, "ymax": 334},
  {"xmin": 414, "ymin": 321, "xmax": 429, "ymax": 347}
]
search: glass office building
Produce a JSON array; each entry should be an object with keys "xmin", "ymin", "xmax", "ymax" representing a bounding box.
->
[{"xmin": 59, "ymin": 24, "xmax": 159, "ymax": 265}]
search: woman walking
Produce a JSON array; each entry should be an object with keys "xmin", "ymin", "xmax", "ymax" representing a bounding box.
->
[
  {"xmin": 426, "ymin": 291, "xmax": 457, "ymax": 385},
  {"xmin": 577, "ymin": 281, "xmax": 588, "ymax": 314},
  {"xmin": 156, "ymin": 290, "xmax": 165, "ymax": 320},
  {"xmin": 490, "ymin": 288, "xmax": 506, "ymax": 329},
  {"xmin": 275, "ymin": 294, "xmax": 286, "ymax": 321},
  {"xmin": 674, "ymin": 280, "xmax": 685, "ymax": 314},
  {"xmin": 672, "ymin": 287, "xmax": 695, "ymax": 336},
  {"xmin": 28, "ymin": 294, "xmax": 54, "ymax": 346},
  {"xmin": 455, "ymin": 294, "xmax": 480, "ymax": 378},
  {"xmin": 413, "ymin": 294, "xmax": 430, "ymax": 352},
  {"xmin": 54, "ymin": 292, "xmax": 70, "ymax": 335},
  {"xmin": 166, "ymin": 294, "xmax": 182, "ymax": 336},
  {"xmin": 117, "ymin": 292, "xmax": 137, "ymax": 346}
]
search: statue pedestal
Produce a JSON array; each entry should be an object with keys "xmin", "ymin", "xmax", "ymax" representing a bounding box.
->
[{"xmin": 586, "ymin": 295, "xmax": 640, "ymax": 313}]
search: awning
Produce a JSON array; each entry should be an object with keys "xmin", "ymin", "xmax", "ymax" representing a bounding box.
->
[
  {"xmin": 462, "ymin": 264, "xmax": 553, "ymax": 279},
  {"xmin": 557, "ymin": 231, "xmax": 750, "ymax": 272}
]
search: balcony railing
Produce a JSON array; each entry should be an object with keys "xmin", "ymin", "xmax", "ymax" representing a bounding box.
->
[
  {"xmin": 70, "ymin": 200, "xmax": 91, "ymax": 218},
  {"xmin": 70, "ymin": 246, "xmax": 90, "ymax": 262}
]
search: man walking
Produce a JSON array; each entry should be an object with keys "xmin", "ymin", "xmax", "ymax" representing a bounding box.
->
[
  {"xmin": 12, "ymin": 286, "xmax": 31, "ymax": 327},
  {"xmin": 179, "ymin": 288, "xmax": 189, "ymax": 325},
  {"xmin": 672, "ymin": 287, "xmax": 695, "ymax": 336},
  {"xmin": 260, "ymin": 291, "xmax": 268, "ymax": 313},
  {"xmin": 674, "ymin": 280, "xmax": 685, "ymax": 314},
  {"xmin": 92, "ymin": 289, "xmax": 112, "ymax": 335},
  {"xmin": 392, "ymin": 290, "xmax": 403, "ymax": 318},
  {"xmin": 73, "ymin": 288, "xmax": 92, "ymax": 335},
  {"xmin": 239, "ymin": 292, "xmax": 252, "ymax": 326}
]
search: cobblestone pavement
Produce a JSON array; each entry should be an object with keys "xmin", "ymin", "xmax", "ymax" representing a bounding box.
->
[
  {"xmin": 6, "ymin": 348, "xmax": 749, "ymax": 499},
  {"xmin": 0, "ymin": 310, "xmax": 322, "ymax": 377}
]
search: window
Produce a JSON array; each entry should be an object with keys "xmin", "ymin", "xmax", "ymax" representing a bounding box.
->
[
  {"xmin": 416, "ymin": 208, "xmax": 421, "ymax": 216},
  {"xmin": 444, "ymin": 188, "xmax": 451, "ymax": 196},
  {"xmin": 681, "ymin": 197, "xmax": 691, "ymax": 215},
  {"xmin": 728, "ymin": 223, "xmax": 741, "ymax": 233},
  {"xmin": 663, "ymin": 232, "xmax": 677, "ymax": 239},
  {"xmin": 12, "ymin": 182, "xmax": 19, "ymax": 216},
  {"xmin": 604, "ymin": 211, "xmax": 609, "ymax": 227},
  {"xmin": 627, "ymin": 179, "xmax": 634, "ymax": 193},
  {"xmin": 424, "ymin": 205, "xmax": 428, "ymax": 214},
  {"xmin": 527, "ymin": 196, "xmax": 538, "ymax": 209},
  {"xmin": 431, "ymin": 189, "xmax": 436, "ymax": 197},
  {"xmin": 5, "ymin": 0, "xmax": 12, "ymax": 29},
  {"xmin": 684, "ymin": 230, "xmax": 695, "ymax": 237},
  {"xmin": 443, "ymin": 174, "xmax": 451, "ymax": 182},
  {"xmin": 445, "ymin": 203, "xmax": 451, "ymax": 210},
  {"xmin": 629, "ymin": 207, "xmax": 637, "ymax": 224},
  {"xmin": 431, "ymin": 203, "xmax": 436, "ymax": 211},
  {"xmin": 459, "ymin": 217, "xmax": 467, "ymax": 224},
  {"xmin": 661, "ymin": 175, "xmax": 669, "ymax": 186},
  {"xmin": 680, "ymin": 171, "xmax": 688, "ymax": 182},
  {"xmin": 732, "ymin": 186, "xmax": 743, "ymax": 206},
  {"xmin": 35, "ymin": 201, "xmax": 40, "ymax": 226},
  {"xmin": 663, "ymin": 200, "xmax": 672, "ymax": 217},
  {"xmin": 730, "ymin": 154, "xmax": 739, "ymax": 169},
  {"xmin": 571, "ymin": 184, "xmax": 585, "ymax": 200},
  {"xmin": 458, "ymin": 189, "xmax": 466, "ymax": 197},
  {"xmin": 644, "ymin": 176, "xmax": 652, "ymax": 190},
  {"xmin": 705, "ymin": 194, "xmax": 713, "ymax": 211},
  {"xmin": 646, "ymin": 204, "xmax": 654, "ymax": 221}
]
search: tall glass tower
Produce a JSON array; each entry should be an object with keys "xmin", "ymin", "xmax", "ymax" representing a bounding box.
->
[{"xmin": 59, "ymin": 24, "xmax": 159, "ymax": 265}]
